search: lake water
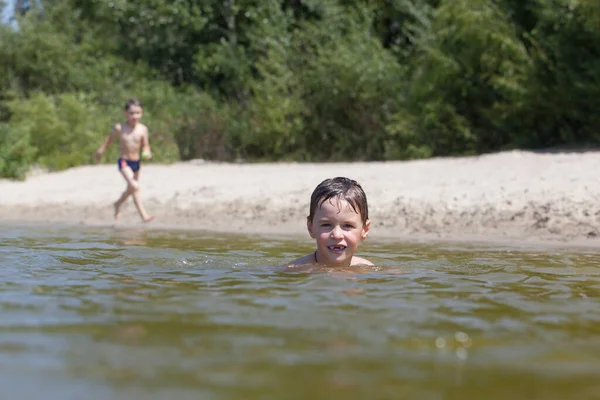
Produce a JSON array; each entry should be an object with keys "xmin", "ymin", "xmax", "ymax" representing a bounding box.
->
[{"xmin": 1, "ymin": 224, "xmax": 599, "ymax": 400}]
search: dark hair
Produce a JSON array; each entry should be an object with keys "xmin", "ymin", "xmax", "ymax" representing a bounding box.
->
[
  {"xmin": 308, "ymin": 177, "xmax": 369, "ymax": 224},
  {"xmin": 124, "ymin": 98, "xmax": 143, "ymax": 110}
]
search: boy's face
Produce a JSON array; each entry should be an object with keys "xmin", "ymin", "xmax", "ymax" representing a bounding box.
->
[
  {"xmin": 307, "ymin": 197, "xmax": 370, "ymax": 267},
  {"xmin": 125, "ymin": 105, "xmax": 143, "ymax": 126}
]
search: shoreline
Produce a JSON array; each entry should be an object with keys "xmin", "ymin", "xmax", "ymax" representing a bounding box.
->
[
  {"xmin": 2, "ymin": 150, "xmax": 600, "ymax": 249},
  {"xmin": 4, "ymin": 217, "xmax": 600, "ymax": 252}
]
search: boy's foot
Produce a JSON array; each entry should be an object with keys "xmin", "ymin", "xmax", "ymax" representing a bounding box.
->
[
  {"xmin": 114, "ymin": 202, "xmax": 121, "ymax": 220},
  {"xmin": 143, "ymin": 216, "xmax": 155, "ymax": 223}
]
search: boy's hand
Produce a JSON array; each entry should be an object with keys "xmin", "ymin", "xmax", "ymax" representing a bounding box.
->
[{"xmin": 95, "ymin": 150, "xmax": 103, "ymax": 163}]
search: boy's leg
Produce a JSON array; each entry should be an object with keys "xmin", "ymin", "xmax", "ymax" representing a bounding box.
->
[
  {"xmin": 132, "ymin": 170, "xmax": 154, "ymax": 222},
  {"xmin": 113, "ymin": 166, "xmax": 138, "ymax": 220}
]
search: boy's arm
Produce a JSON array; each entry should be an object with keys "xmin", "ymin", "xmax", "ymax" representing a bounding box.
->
[
  {"xmin": 95, "ymin": 124, "xmax": 120, "ymax": 163},
  {"xmin": 141, "ymin": 126, "xmax": 152, "ymax": 159}
]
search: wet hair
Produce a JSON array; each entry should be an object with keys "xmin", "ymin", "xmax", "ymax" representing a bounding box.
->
[
  {"xmin": 308, "ymin": 177, "xmax": 369, "ymax": 224},
  {"xmin": 124, "ymin": 98, "xmax": 143, "ymax": 111}
]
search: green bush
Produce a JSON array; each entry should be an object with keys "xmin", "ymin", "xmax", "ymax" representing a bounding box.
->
[
  {"xmin": 227, "ymin": 1, "xmax": 307, "ymax": 160},
  {"xmin": 124, "ymin": 81, "xmax": 227, "ymax": 162},
  {"xmin": 511, "ymin": 0, "xmax": 600, "ymax": 147},
  {"xmin": 0, "ymin": 123, "xmax": 36, "ymax": 180},
  {"xmin": 390, "ymin": 0, "xmax": 531, "ymax": 156},
  {"xmin": 297, "ymin": 23, "xmax": 404, "ymax": 161},
  {"xmin": 234, "ymin": 2, "xmax": 405, "ymax": 161},
  {"xmin": 7, "ymin": 92, "xmax": 111, "ymax": 170},
  {"xmin": 2, "ymin": 0, "xmax": 600, "ymax": 166}
]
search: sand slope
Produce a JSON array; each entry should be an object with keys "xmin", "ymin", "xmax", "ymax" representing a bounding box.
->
[{"xmin": 2, "ymin": 150, "xmax": 600, "ymax": 245}]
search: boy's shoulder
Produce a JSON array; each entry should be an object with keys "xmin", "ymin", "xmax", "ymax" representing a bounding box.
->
[
  {"xmin": 135, "ymin": 122, "xmax": 149, "ymax": 134},
  {"xmin": 351, "ymin": 256, "xmax": 374, "ymax": 266},
  {"xmin": 288, "ymin": 253, "xmax": 316, "ymax": 266},
  {"xmin": 115, "ymin": 122, "xmax": 148, "ymax": 135}
]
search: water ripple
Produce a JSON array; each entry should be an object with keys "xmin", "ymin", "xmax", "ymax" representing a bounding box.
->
[{"xmin": 1, "ymin": 225, "xmax": 600, "ymax": 399}]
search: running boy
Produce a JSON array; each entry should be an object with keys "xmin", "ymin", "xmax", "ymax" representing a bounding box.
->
[
  {"xmin": 289, "ymin": 177, "xmax": 373, "ymax": 267},
  {"xmin": 95, "ymin": 98, "xmax": 154, "ymax": 222}
]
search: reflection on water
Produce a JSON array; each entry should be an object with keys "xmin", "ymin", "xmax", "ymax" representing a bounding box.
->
[{"xmin": 1, "ymin": 225, "xmax": 600, "ymax": 399}]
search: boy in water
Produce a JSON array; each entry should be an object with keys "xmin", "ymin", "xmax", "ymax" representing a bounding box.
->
[
  {"xmin": 289, "ymin": 177, "xmax": 373, "ymax": 267},
  {"xmin": 95, "ymin": 98, "xmax": 154, "ymax": 222}
]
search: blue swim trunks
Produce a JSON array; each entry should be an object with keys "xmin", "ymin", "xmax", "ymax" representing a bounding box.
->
[{"xmin": 117, "ymin": 158, "xmax": 141, "ymax": 173}]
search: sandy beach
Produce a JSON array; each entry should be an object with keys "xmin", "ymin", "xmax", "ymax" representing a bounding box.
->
[{"xmin": 2, "ymin": 150, "xmax": 600, "ymax": 246}]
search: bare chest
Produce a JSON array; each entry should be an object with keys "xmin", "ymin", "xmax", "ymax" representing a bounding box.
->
[{"xmin": 119, "ymin": 127, "xmax": 144, "ymax": 147}]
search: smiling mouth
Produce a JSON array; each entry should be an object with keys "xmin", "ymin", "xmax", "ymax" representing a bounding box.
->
[{"xmin": 328, "ymin": 245, "xmax": 346, "ymax": 252}]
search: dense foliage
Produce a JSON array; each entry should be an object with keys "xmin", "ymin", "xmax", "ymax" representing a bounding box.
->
[{"xmin": 1, "ymin": 0, "xmax": 599, "ymax": 178}]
